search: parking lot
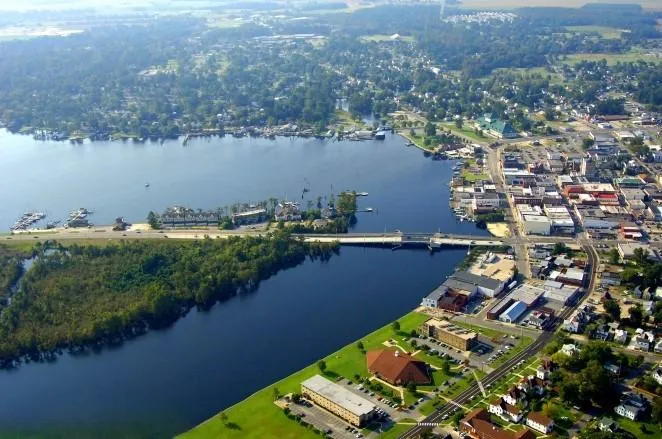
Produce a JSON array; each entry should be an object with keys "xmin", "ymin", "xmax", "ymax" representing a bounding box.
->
[{"xmin": 288, "ymin": 377, "xmax": 424, "ymax": 439}]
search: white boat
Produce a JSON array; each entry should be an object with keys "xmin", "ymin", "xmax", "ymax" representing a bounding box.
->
[
  {"xmin": 357, "ymin": 192, "xmax": 369, "ymax": 196},
  {"xmin": 364, "ymin": 207, "xmax": 374, "ymax": 212}
]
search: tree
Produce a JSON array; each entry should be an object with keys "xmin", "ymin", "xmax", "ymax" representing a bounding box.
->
[
  {"xmin": 603, "ymin": 299, "xmax": 621, "ymax": 321},
  {"xmin": 406, "ymin": 381, "xmax": 418, "ymax": 395},
  {"xmin": 218, "ymin": 411, "xmax": 228, "ymax": 426},
  {"xmin": 455, "ymin": 119, "xmax": 463, "ymax": 129},
  {"xmin": 652, "ymin": 396, "xmax": 662, "ymax": 423},
  {"xmin": 608, "ymin": 248, "xmax": 620, "ymax": 265},
  {"xmin": 147, "ymin": 211, "xmax": 160, "ymax": 229},
  {"xmin": 441, "ymin": 359, "xmax": 451, "ymax": 375},
  {"xmin": 291, "ymin": 393, "xmax": 301, "ymax": 404},
  {"xmin": 392, "ymin": 321, "xmax": 400, "ymax": 333},
  {"xmin": 633, "ymin": 247, "xmax": 650, "ymax": 266},
  {"xmin": 317, "ymin": 360, "xmax": 327, "ymax": 373},
  {"xmin": 356, "ymin": 341, "xmax": 364, "ymax": 351},
  {"xmin": 424, "ymin": 122, "xmax": 436, "ymax": 137},
  {"xmin": 582, "ymin": 138, "xmax": 595, "ymax": 149},
  {"xmin": 272, "ymin": 387, "xmax": 280, "ymax": 401},
  {"xmin": 451, "ymin": 410, "xmax": 465, "ymax": 427},
  {"xmin": 544, "ymin": 108, "xmax": 556, "ymax": 121},
  {"xmin": 629, "ymin": 306, "xmax": 643, "ymax": 327},
  {"xmin": 552, "ymin": 242, "xmax": 570, "ymax": 255}
]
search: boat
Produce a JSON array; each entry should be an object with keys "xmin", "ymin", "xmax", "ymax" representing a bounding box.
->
[
  {"xmin": 364, "ymin": 207, "xmax": 374, "ymax": 212},
  {"xmin": 357, "ymin": 192, "xmax": 369, "ymax": 197},
  {"xmin": 374, "ymin": 130, "xmax": 387, "ymax": 140},
  {"xmin": 145, "ymin": 183, "xmax": 150, "ymax": 188}
]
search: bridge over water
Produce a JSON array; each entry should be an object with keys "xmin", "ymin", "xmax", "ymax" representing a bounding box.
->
[{"xmin": 298, "ymin": 232, "xmax": 505, "ymax": 249}]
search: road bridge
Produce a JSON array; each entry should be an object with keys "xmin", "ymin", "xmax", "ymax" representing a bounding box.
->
[{"xmin": 298, "ymin": 232, "xmax": 505, "ymax": 249}]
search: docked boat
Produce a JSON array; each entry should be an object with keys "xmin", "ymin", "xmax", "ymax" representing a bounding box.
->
[
  {"xmin": 357, "ymin": 192, "xmax": 369, "ymax": 197},
  {"xmin": 364, "ymin": 207, "xmax": 374, "ymax": 212},
  {"xmin": 374, "ymin": 130, "xmax": 387, "ymax": 140}
]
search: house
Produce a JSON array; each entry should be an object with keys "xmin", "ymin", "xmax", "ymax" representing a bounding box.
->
[
  {"xmin": 526, "ymin": 412, "xmax": 554, "ymax": 434},
  {"xmin": 594, "ymin": 325, "xmax": 611, "ymax": 341},
  {"xmin": 655, "ymin": 339, "xmax": 662, "ymax": 354},
  {"xmin": 488, "ymin": 398, "xmax": 523, "ymax": 423},
  {"xmin": 632, "ymin": 329, "xmax": 655, "ymax": 351},
  {"xmin": 604, "ymin": 362, "xmax": 621, "ymax": 376},
  {"xmin": 614, "ymin": 329, "xmax": 628, "ymax": 344},
  {"xmin": 652, "ymin": 365, "xmax": 662, "ymax": 386},
  {"xmin": 518, "ymin": 375, "xmax": 545, "ymax": 395},
  {"xmin": 366, "ymin": 349, "xmax": 430, "ymax": 386},
  {"xmin": 502, "ymin": 386, "xmax": 525, "ymax": 406},
  {"xmin": 561, "ymin": 344, "xmax": 580, "ymax": 356},
  {"xmin": 460, "ymin": 408, "xmax": 535, "ymax": 439},
  {"xmin": 615, "ymin": 393, "xmax": 650, "ymax": 421},
  {"xmin": 598, "ymin": 417, "xmax": 618, "ymax": 432},
  {"xmin": 536, "ymin": 359, "xmax": 557, "ymax": 380},
  {"xmin": 274, "ymin": 201, "xmax": 302, "ymax": 222}
]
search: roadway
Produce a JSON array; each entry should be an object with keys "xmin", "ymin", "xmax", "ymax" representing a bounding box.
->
[{"xmin": 399, "ymin": 243, "xmax": 599, "ymax": 438}]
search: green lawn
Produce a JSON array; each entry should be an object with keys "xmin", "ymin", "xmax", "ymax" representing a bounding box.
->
[
  {"xmin": 617, "ymin": 417, "xmax": 662, "ymax": 438},
  {"xmin": 180, "ymin": 312, "xmax": 429, "ymax": 439},
  {"xmin": 562, "ymin": 50, "xmax": 662, "ymax": 65},
  {"xmin": 439, "ymin": 122, "xmax": 488, "ymax": 144}
]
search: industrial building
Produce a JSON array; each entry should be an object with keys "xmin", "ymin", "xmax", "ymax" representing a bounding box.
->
[
  {"xmin": 447, "ymin": 270, "xmax": 507, "ymax": 298},
  {"xmin": 499, "ymin": 301, "xmax": 527, "ymax": 323},
  {"xmin": 420, "ymin": 319, "xmax": 477, "ymax": 351},
  {"xmin": 541, "ymin": 280, "xmax": 581, "ymax": 305},
  {"xmin": 487, "ymin": 282, "xmax": 545, "ymax": 320},
  {"xmin": 301, "ymin": 375, "xmax": 376, "ymax": 427}
]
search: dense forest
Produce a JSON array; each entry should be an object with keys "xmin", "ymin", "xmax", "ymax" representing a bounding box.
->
[
  {"xmin": 0, "ymin": 235, "xmax": 338, "ymax": 368},
  {"xmin": 0, "ymin": 4, "xmax": 659, "ymax": 139}
]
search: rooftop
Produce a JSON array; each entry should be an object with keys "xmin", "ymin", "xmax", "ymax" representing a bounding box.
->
[
  {"xmin": 301, "ymin": 375, "xmax": 376, "ymax": 417},
  {"xmin": 450, "ymin": 270, "xmax": 503, "ymax": 290},
  {"xmin": 424, "ymin": 318, "xmax": 477, "ymax": 340}
]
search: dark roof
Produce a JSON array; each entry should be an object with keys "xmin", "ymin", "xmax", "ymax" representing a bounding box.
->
[
  {"xmin": 366, "ymin": 350, "xmax": 430, "ymax": 385},
  {"xmin": 451, "ymin": 270, "xmax": 502, "ymax": 290},
  {"xmin": 424, "ymin": 285, "xmax": 448, "ymax": 302}
]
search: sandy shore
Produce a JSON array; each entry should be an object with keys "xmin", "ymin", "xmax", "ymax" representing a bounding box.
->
[{"xmin": 486, "ymin": 222, "xmax": 511, "ymax": 238}]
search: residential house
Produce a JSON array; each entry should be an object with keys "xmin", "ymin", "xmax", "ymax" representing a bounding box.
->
[
  {"xmin": 526, "ymin": 412, "xmax": 554, "ymax": 434},
  {"xmin": 632, "ymin": 329, "xmax": 655, "ymax": 351},
  {"xmin": 613, "ymin": 329, "xmax": 628, "ymax": 344},
  {"xmin": 598, "ymin": 417, "xmax": 618, "ymax": 433},
  {"xmin": 536, "ymin": 359, "xmax": 557, "ymax": 380},
  {"xmin": 274, "ymin": 201, "xmax": 302, "ymax": 222},
  {"xmin": 460, "ymin": 408, "xmax": 535, "ymax": 439},
  {"xmin": 653, "ymin": 366, "xmax": 662, "ymax": 385},
  {"xmin": 561, "ymin": 344, "xmax": 580, "ymax": 356},
  {"xmin": 615, "ymin": 394, "xmax": 650, "ymax": 421},
  {"xmin": 655, "ymin": 339, "xmax": 662, "ymax": 354},
  {"xmin": 502, "ymin": 386, "xmax": 525, "ymax": 406},
  {"xmin": 488, "ymin": 398, "xmax": 523, "ymax": 423},
  {"xmin": 518, "ymin": 376, "xmax": 545, "ymax": 396}
]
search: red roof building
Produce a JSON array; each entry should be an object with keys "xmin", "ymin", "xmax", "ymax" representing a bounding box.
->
[
  {"xmin": 366, "ymin": 349, "xmax": 430, "ymax": 386},
  {"xmin": 461, "ymin": 408, "xmax": 535, "ymax": 439}
]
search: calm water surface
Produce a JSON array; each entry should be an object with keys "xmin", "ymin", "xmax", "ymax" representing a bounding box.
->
[{"xmin": 0, "ymin": 131, "xmax": 487, "ymax": 437}]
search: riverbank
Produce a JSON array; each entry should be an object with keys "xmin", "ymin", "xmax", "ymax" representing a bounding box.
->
[{"xmin": 179, "ymin": 311, "xmax": 429, "ymax": 439}]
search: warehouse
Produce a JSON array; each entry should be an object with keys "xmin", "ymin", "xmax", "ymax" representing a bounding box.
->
[
  {"xmin": 499, "ymin": 301, "xmax": 527, "ymax": 323},
  {"xmin": 301, "ymin": 375, "xmax": 376, "ymax": 427},
  {"xmin": 542, "ymin": 280, "xmax": 581, "ymax": 305}
]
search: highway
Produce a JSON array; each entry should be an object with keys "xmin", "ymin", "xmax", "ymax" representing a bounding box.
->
[{"xmin": 399, "ymin": 243, "xmax": 599, "ymax": 438}]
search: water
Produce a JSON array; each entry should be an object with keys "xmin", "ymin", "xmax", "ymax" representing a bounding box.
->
[
  {"xmin": 0, "ymin": 129, "xmax": 483, "ymax": 235},
  {"xmin": 0, "ymin": 130, "xmax": 487, "ymax": 436}
]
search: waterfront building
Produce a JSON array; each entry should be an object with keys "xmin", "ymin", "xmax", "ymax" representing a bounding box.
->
[
  {"xmin": 366, "ymin": 349, "xmax": 430, "ymax": 386},
  {"xmin": 421, "ymin": 285, "xmax": 447, "ymax": 308},
  {"xmin": 231, "ymin": 208, "xmax": 267, "ymax": 225},
  {"xmin": 301, "ymin": 375, "xmax": 376, "ymax": 427},
  {"xmin": 447, "ymin": 270, "xmax": 506, "ymax": 298},
  {"xmin": 420, "ymin": 319, "xmax": 477, "ymax": 351}
]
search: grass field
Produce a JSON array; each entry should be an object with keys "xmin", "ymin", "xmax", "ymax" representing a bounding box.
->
[
  {"xmin": 180, "ymin": 311, "xmax": 429, "ymax": 439},
  {"xmin": 439, "ymin": 122, "xmax": 487, "ymax": 144},
  {"xmin": 566, "ymin": 25, "xmax": 625, "ymax": 39},
  {"xmin": 562, "ymin": 50, "xmax": 662, "ymax": 65}
]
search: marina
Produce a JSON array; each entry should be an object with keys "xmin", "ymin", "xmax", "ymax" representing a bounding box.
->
[{"xmin": 10, "ymin": 212, "xmax": 45, "ymax": 231}]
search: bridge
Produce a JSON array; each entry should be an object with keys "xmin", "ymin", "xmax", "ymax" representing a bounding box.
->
[{"xmin": 298, "ymin": 232, "xmax": 505, "ymax": 249}]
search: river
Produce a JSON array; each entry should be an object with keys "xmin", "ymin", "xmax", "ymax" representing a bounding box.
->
[{"xmin": 0, "ymin": 130, "xmax": 488, "ymax": 437}]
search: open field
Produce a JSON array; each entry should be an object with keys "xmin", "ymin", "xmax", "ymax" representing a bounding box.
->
[
  {"xmin": 180, "ymin": 311, "xmax": 429, "ymax": 439},
  {"xmin": 439, "ymin": 122, "xmax": 488, "ymax": 144},
  {"xmin": 561, "ymin": 50, "xmax": 662, "ymax": 65},
  {"xmin": 566, "ymin": 25, "xmax": 626, "ymax": 39},
  {"xmin": 460, "ymin": 0, "xmax": 662, "ymax": 10}
]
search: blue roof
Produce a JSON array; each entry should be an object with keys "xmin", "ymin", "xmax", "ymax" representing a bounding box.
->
[{"xmin": 499, "ymin": 300, "xmax": 527, "ymax": 322}]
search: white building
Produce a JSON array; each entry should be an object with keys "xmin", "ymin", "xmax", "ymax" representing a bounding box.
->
[
  {"xmin": 561, "ymin": 344, "xmax": 580, "ymax": 356},
  {"xmin": 615, "ymin": 394, "xmax": 649, "ymax": 421},
  {"xmin": 526, "ymin": 412, "xmax": 554, "ymax": 434},
  {"xmin": 488, "ymin": 398, "xmax": 522, "ymax": 423},
  {"xmin": 522, "ymin": 215, "xmax": 551, "ymax": 235},
  {"xmin": 614, "ymin": 329, "xmax": 628, "ymax": 344}
]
